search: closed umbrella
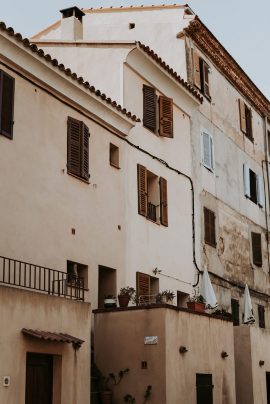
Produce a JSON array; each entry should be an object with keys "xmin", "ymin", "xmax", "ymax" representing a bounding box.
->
[
  {"xmin": 243, "ymin": 284, "xmax": 255, "ymax": 324},
  {"xmin": 201, "ymin": 267, "xmax": 218, "ymax": 309}
]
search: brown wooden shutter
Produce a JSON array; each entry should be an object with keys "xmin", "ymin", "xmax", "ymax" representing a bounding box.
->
[
  {"xmin": 258, "ymin": 305, "xmax": 265, "ymax": 328},
  {"xmin": 67, "ymin": 117, "xmax": 81, "ymax": 177},
  {"xmin": 81, "ymin": 123, "xmax": 90, "ymax": 180},
  {"xmin": 143, "ymin": 85, "xmax": 156, "ymax": 132},
  {"xmin": 137, "ymin": 164, "xmax": 147, "ymax": 217},
  {"xmin": 251, "ymin": 232, "xmax": 262, "ymax": 267},
  {"xmin": 204, "ymin": 207, "xmax": 216, "ymax": 247},
  {"xmin": 159, "ymin": 96, "xmax": 173, "ymax": 138},
  {"xmin": 239, "ymin": 99, "xmax": 247, "ymax": 134},
  {"xmin": 192, "ymin": 49, "xmax": 201, "ymax": 89},
  {"xmin": 160, "ymin": 177, "xmax": 168, "ymax": 226},
  {"xmin": 0, "ymin": 70, "xmax": 15, "ymax": 139},
  {"xmin": 202, "ymin": 61, "xmax": 210, "ymax": 99},
  {"xmin": 136, "ymin": 272, "xmax": 150, "ymax": 297}
]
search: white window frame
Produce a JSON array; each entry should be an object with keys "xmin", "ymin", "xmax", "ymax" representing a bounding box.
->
[{"xmin": 201, "ymin": 129, "xmax": 214, "ymax": 172}]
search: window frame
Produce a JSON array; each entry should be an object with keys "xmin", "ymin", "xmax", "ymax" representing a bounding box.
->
[
  {"xmin": 0, "ymin": 69, "xmax": 15, "ymax": 140},
  {"xmin": 231, "ymin": 298, "xmax": 240, "ymax": 326},
  {"xmin": 109, "ymin": 143, "xmax": 120, "ymax": 169},
  {"xmin": 204, "ymin": 207, "xmax": 216, "ymax": 248},
  {"xmin": 201, "ymin": 130, "xmax": 214, "ymax": 172},
  {"xmin": 258, "ymin": 304, "xmax": 265, "ymax": 329},
  {"xmin": 251, "ymin": 231, "xmax": 263, "ymax": 267}
]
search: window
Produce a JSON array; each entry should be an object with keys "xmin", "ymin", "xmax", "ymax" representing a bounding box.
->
[
  {"xmin": 67, "ymin": 116, "xmax": 90, "ymax": 181},
  {"xmin": 67, "ymin": 260, "xmax": 88, "ymax": 288},
  {"xmin": 193, "ymin": 50, "xmax": 211, "ymax": 100},
  {"xmin": 109, "ymin": 143, "xmax": 120, "ymax": 168},
  {"xmin": 0, "ymin": 70, "xmax": 15, "ymax": 139},
  {"xmin": 196, "ymin": 374, "xmax": 213, "ymax": 404},
  {"xmin": 243, "ymin": 164, "xmax": 264, "ymax": 207},
  {"xmin": 137, "ymin": 164, "xmax": 168, "ymax": 226},
  {"xmin": 251, "ymin": 232, "xmax": 262, "ymax": 267},
  {"xmin": 201, "ymin": 131, "xmax": 213, "ymax": 171},
  {"xmin": 258, "ymin": 304, "xmax": 265, "ymax": 328},
  {"xmin": 136, "ymin": 272, "xmax": 159, "ymax": 304},
  {"xmin": 239, "ymin": 99, "xmax": 253, "ymax": 141},
  {"xmin": 204, "ymin": 207, "xmax": 216, "ymax": 247},
  {"xmin": 231, "ymin": 299, "xmax": 240, "ymax": 326},
  {"xmin": 143, "ymin": 85, "xmax": 173, "ymax": 137},
  {"xmin": 268, "ymin": 130, "xmax": 270, "ymax": 157}
]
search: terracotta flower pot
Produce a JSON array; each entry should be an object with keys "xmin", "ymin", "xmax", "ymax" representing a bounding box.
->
[
  {"xmin": 118, "ymin": 294, "xmax": 130, "ymax": 307},
  {"xmin": 100, "ymin": 390, "xmax": 113, "ymax": 404},
  {"xmin": 187, "ymin": 301, "xmax": 205, "ymax": 313}
]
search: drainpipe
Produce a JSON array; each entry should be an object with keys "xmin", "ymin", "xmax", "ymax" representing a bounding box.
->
[{"xmin": 263, "ymin": 116, "xmax": 270, "ymax": 272}]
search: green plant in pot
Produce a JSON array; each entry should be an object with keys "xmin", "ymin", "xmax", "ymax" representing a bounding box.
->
[
  {"xmin": 118, "ymin": 286, "xmax": 135, "ymax": 308},
  {"xmin": 100, "ymin": 368, "xmax": 130, "ymax": 404},
  {"xmin": 104, "ymin": 294, "xmax": 117, "ymax": 308},
  {"xmin": 187, "ymin": 288, "xmax": 206, "ymax": 312},
  {"xmin": 156, "ymin": 290, "xmax": 176, "ymax": 304}
]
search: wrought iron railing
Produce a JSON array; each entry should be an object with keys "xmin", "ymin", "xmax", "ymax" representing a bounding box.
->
[
  {"xmin": 0, "ymin": 256, "xmax": 84, "ymax": 301},
  {"xmin": 147, "ymin": 202, "xmax": 157, "ymax": 222}
]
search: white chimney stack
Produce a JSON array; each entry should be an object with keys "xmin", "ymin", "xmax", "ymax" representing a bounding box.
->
[{"xmin": 60, "ymin": 6, "xmax": 85, "ymax": 41}]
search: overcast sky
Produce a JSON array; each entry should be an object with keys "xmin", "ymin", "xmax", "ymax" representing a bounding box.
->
[{"xmin": 1, "ymin": 0, "xmax": 269, "ymax": 98}]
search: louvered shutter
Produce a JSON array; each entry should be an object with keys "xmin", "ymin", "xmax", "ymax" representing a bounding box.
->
[
  {"xmin": 81, "ymin": 123, "xmax": 90, "ymax": 180},
  {"xmin": 159, "ymin": 177, "xmax": 168, "ymax": 226},
  {"xmin": 192, "ymin": 49, "xmax": 201, "ymax": 89},
  {"xmin": 143, "ymin": 85, "xmax": 156, "ymax": 132},
  {"xmin": 202, "ymin": 61, "xmax": 210, "ymax": 99},
  {"xmin": 136, "ymin": 272, "xmax": 150, "ymax": 298},
  {"xmin": 257, "ymin": 175, "xmax": 264, "ymax": 208},
  {"xmin": 137, "ymin": 164, "xmax": 147, "ymax": 216},
  {"xmin": 67, "ymin": 117, "xmax": 81, "ymax": 177},
  {"xmin": 0, "ymin": 70, "xmax": 15, "ymax": 139},
  {"xmin": 202, "ymin": 132, "xmax": 213, "ymax": 170},
  {"xmin": 204, "ymin": 207, "xmax": 216, "ymax": 247},
  {"xmin": 159, "ymin": 96, "xmax": 173, "ymax": 138},
  {"xmin": 239, "ymin": 99, "xmax": 247, "ymax": 134},
  {"xmin": 251, "ymin": 232, "xmax": 262, "ymax": 267},
  {"xmin": 243, "ymin": 164, "xmax": 251, "ymax": 198}
]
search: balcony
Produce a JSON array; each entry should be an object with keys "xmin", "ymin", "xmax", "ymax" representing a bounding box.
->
[{"xmin": 0, "ymin": 256, "xmax": 84, "ymax": 301}]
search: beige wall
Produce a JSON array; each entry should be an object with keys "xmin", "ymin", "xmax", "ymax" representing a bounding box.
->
[
  {"xmin": 0, "ymin": 285, "xmax": 90, "ymax": 404},
  {"xmin": 94, "ymin": 307, "xmax": 236, "ymax": 404}
]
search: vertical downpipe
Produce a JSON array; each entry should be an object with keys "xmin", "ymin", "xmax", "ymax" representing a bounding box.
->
[{"xmin": 263, "ymin": 116, "xmax": 270, "ymax": 272}]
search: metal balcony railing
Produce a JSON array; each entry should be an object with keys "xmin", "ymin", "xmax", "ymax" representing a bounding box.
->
[
  {"xmin": 0, "ymin": 256, "xmax": 84, "ymax": 301},
  {"xmin": 147, "ymin": 202, "xmax": 157, "ymax": 222}
]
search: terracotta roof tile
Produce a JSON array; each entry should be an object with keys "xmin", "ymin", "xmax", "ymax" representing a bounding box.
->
[
  {"xmin": 22, "ymin": 328, "xmax": 84, "ymax": 348},
  {"xmin": 0, "ymin": 22, "xmax": 140, "ymax": 123}
]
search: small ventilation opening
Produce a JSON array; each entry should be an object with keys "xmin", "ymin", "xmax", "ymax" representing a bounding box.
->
[
  {"xmin": 129, "ymin": 23, "xmax": 136, "ymax": 30},
  {"xmin": 60, "ymin": 6, "xmax": 85, "ymax": 22}
]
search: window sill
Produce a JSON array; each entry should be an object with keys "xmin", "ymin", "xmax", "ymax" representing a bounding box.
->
[
  {"xmin": 0, "ymin": 130, "xmax": 13, "ymax": 140},
  {"xmin": 146, "ymin": 217, "xmax": 160, "ymax": 226},
  {"xmin": 110, "ymin": 162, "xmax": 120, "ymax": 169},
  {"xmin": 205, "ymin": 241, "xmax": 216, "ymax": 248},
  {"xmin": 67, "ymin": 171, "xmax": 90, "ymax": 184},
  {"xmin": 202, "ymin": 163, "xmax": 214, "ymax": 173}
]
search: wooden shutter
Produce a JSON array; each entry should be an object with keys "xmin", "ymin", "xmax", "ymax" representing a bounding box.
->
[
  {"xmin": 204, "ymin": 207, "xmax": 216, "ymax": 247},
  {"xmin": 143, "ymin": 85, "xmax": 156, "ymax": 132},
  {"xmin": 239, "ymin": 99, "xmax": 247, "ymax": 134},
  {"xmin": 192, "ymin": 49, "xmax": 201, "ymax": 89},
  {"xmin": 160, "ymin": 177, "xmax": 168, "ymax": 226},
  {"xmin": 243, "ymin": 164, "xmax": 251, "ymax": 198},
  {"xmin": 81, "ymin": 123, "xmax": 90, "ymax": 181},
  {"xmin": 202, "ymin": 61, "xmax": 210, "ymax": 99},
  {"xmin": 231, "ymin": 299, "xmax": 240, "ymax": 326},
  {"xmin": 251, "ymin": 232, "xmax": 262, "ymax": 267},
  {"xmin": 257, "ymin": 175, "xmax": 264, "ymax": 208},
  {"xmin": 258, "ymin": 305, "xmax": 265, "ymax": 328},
  {"xmin": 136, "ymin": 272, "xmax": 150, "ymax": 297},
  {"xmin": 137, "ymin": 164, "xmax": 148, "ymax": 216},
  {"xmin": 67, "ymin": 117, "xmax": 81, "ymax": 177},
  {"xmin": 0, "ymin": 70, "xmax": 15, "ymax": 139},
  {"xmin": 159, "ymin": 96, "xmax": 173, "ymax": 138},
  {"xmin": 202, "ymin": 132, "xmax": 213, "ymax": 170}
]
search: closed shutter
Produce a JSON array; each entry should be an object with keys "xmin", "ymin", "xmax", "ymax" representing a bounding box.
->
[
  {"xmin": 159, "ymin": 177, "xmax": 168, "ymax": 226},
  {"xmin": 0, "ymin": 70, "xmax": 15, "ymax": 139},
  {"xmin": 137, "ymin": 164, "xmax": 148, "ymax": 217},
  {"xmin": 136, "ymin": 272, "xmax": 150, "ymax": 298},
  {"xmin": 239, "ymin": 99, "xmax": 247, "ymax": 134},
  {"xmin": 231, "ymin": 299, "xmax": 240, "ymax": 326},
  {"xmin": 159, "ymin": 96, "xmax": 173, "ymax": 138},
  {"xmin": 243, "ymin": 164, "xmax": 251, "ymax": 198},
  {"xmin": 67, "ymin": 117, "xmax": 81, "ymax": 177},
  {"xmin": 143, "ymin": 85, "xmax": 156, "ymax": 132},
  {"xmin": 81, "ymin": 123, "xmax": 90, "ymax": 181},
  {"xmin": 251, "ymin": 232, "xmax": 262, "ymax": 267},
  {"xmin": 202, "ymin": 61, "xmax": 210, "ymax": 99},
  {"xmin": 258, "ymin": 305, "xmax": 265, "ymax": 329},
  {"xmin": 257, "ymin": 175, "xmax": 264, "ymax": 208},
  {"xmin": 192, "ymin": 49, "xmax": 201, "ymax": 89},
  {"xmin": 202, "ymin": 132, "xmax": 213, "ymax": 170},
  {"xmin": 204, "ymin": 207, "xmax": 216, "ymax": 247}
]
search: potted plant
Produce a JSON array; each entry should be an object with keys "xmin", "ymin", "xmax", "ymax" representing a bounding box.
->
[
  {"xmin": 118, "ymin": 286, "xmax": 135, "ymax": 307},
  {"xmin": 187, "ymin": 289, "xmax": 206, "ymax": 312},
  {"xmin": 156, "ymin": 290, "xmax": 175, "ymax": 304},
  {"xmin": 104, "ymin": 295, "xmax": 117, "ymax": 308},
  {"xmin": 100, "ymin": 369, "xmax": 130, "ymax": 404},
  {"xmin": 212, "ymin": 307, "xmax": 232, "ymax": 320}
]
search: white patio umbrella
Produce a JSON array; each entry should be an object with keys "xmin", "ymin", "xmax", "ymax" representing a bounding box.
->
[
  {"xmin": 201, "ymin": 267, "xmax": 218, "ymax": 309},
  {"xmin": 243, "ymin": 284, "xmax": 255, "ymax": 324}
]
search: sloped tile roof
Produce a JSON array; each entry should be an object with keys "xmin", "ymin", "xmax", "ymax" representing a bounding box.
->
[{"xmin": 22, "ymin": 328, "xmax": 84, "ymax": 348}]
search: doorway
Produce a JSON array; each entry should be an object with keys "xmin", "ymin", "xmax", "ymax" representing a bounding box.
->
[
  {"xmin": 196, "ymin": 373, "xmax": 213, "ymax": 404},
  {"xmin": 25, "ymin": 353, "xmax": 53, "ymax": 404},
  {"xmin": 266, "ymin": 372, "xmax": 270, "ymax": 404},
  {"xmin": 98, "ymin": 266, "xmax": 116, "ymax": 308}
]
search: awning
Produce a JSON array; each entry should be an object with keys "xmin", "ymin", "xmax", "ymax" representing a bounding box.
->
[{"xmin": 22, "ymin": 328, "xmax": 84, "ymax": 349}]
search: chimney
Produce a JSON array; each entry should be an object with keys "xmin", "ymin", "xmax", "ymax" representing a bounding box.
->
[{"xmin": 60, "ymin": 6, "xmax": 85, "ymax": 40}]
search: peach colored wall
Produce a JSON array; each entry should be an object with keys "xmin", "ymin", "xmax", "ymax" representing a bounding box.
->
[{"xmin": 0, "ymin": 285, "xmax": 90, "ymax": 404}]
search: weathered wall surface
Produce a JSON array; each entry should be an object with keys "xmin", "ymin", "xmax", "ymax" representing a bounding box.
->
[{"xmin": 0, "ymin": 285, "xmax": 91, "ymax": 404}]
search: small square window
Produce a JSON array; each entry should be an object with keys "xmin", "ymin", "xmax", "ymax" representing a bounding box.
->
[
  {"xmin": 110, "ymin": 143, "xmax": 120, "ymax": 168},
  {"xmin": 129, "ymin": 23, "xmax": 135, "ymax": 29}
]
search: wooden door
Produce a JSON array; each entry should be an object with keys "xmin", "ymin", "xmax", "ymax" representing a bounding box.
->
[
  {"xmin": 266, "ymin": 372, "xmax": 270, "ymax": 404},
  {"xmin": 25, "ymin": 353, "xmax": 53, "ymax": 404},
  {"xmin": 196, "ymin": 374, "xmax": 213, "ymax": 404}
]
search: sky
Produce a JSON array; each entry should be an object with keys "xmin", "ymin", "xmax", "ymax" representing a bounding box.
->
[{"xmin": 1, "ymin": 0, "xmax": 270, "ymax": 98}]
